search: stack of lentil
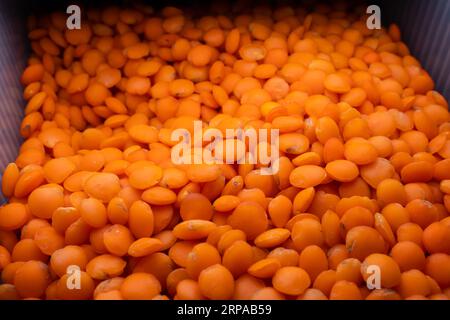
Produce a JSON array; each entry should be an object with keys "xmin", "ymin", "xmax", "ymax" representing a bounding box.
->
[{"xmin": 0, "ymin": 3, "xmax": 450, "ymax": 300}]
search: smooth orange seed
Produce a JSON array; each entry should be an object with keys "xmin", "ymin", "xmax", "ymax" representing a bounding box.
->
[
  {"xmin": 325, "ymin": 160, "xmax": 359, "ymax": 182},
  {"xmin": 273, "ymin": 266, "xmax": 311, "ymax": 295},
  {"xmin": 128, "ymin": 164, "xmax": 163, "ymax": 190},
  {"xmin": 254, "ymin": 228, "xmax": 291, "ymax": 248},
  {"xmin": 0, "ymin": 203, "xmax": 28, "ymax": 231},
  {"xmin": 1, "ymin": 4, "xmax": 450, "ymax": 302},
  {"xmin": 289, "ymin": 165, "xmax": 327, "ymax": 188},
  {"xmin": 324, "ymin": 73, "xmax": 351, "ymax": 93}
]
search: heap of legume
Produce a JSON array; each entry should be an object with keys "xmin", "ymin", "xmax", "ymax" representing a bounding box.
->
[{"xmin": 1, "ymin": 3, "xmax": 450, "ymax": 300}]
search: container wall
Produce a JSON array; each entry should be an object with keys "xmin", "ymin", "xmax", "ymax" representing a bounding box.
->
[
  {"xmin": 380, "ymin": 0, "xmax": 450, "ymax": 100},
  {"xmin": 0, "ymin": 1, "xmax": 27, "ymax": 203}
]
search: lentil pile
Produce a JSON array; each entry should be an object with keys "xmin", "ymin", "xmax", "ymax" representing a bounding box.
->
[{"xmin": 1, "ymin": 3, "xmax": 450, "ymax": 300}]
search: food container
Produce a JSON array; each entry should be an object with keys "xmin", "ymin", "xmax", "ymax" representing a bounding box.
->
[
  {"xmin": 0, "ymin": 0, "xmax": 449, "ymax": 304},
  {"xmin": 0, "ymin": 0, "xmax": 449, "ymax": 204}
]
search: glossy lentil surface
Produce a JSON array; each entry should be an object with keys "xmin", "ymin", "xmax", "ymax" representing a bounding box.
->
[{"xmin": 0, "ymin": 3, "xmax": 450, "ymax": 300}]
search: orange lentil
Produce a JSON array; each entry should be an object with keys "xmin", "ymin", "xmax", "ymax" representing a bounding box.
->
[
  {"xmin": 228, "ymin": 202, "xmax": 268, "ymax": 240},
  {"xmin": 361, "ymin": 253, "xmax": 401, "ymax": 288},
  {"xmin": 273, "ymin": 266, "xmax": 311, "ymax": 296},
  {"xmin": 289, "ymin": 165, "xmax": 327, "ymax": 188},
  {"xmin": 198, "ymin": 264, "xmax": 234, "ymax": 300}
]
